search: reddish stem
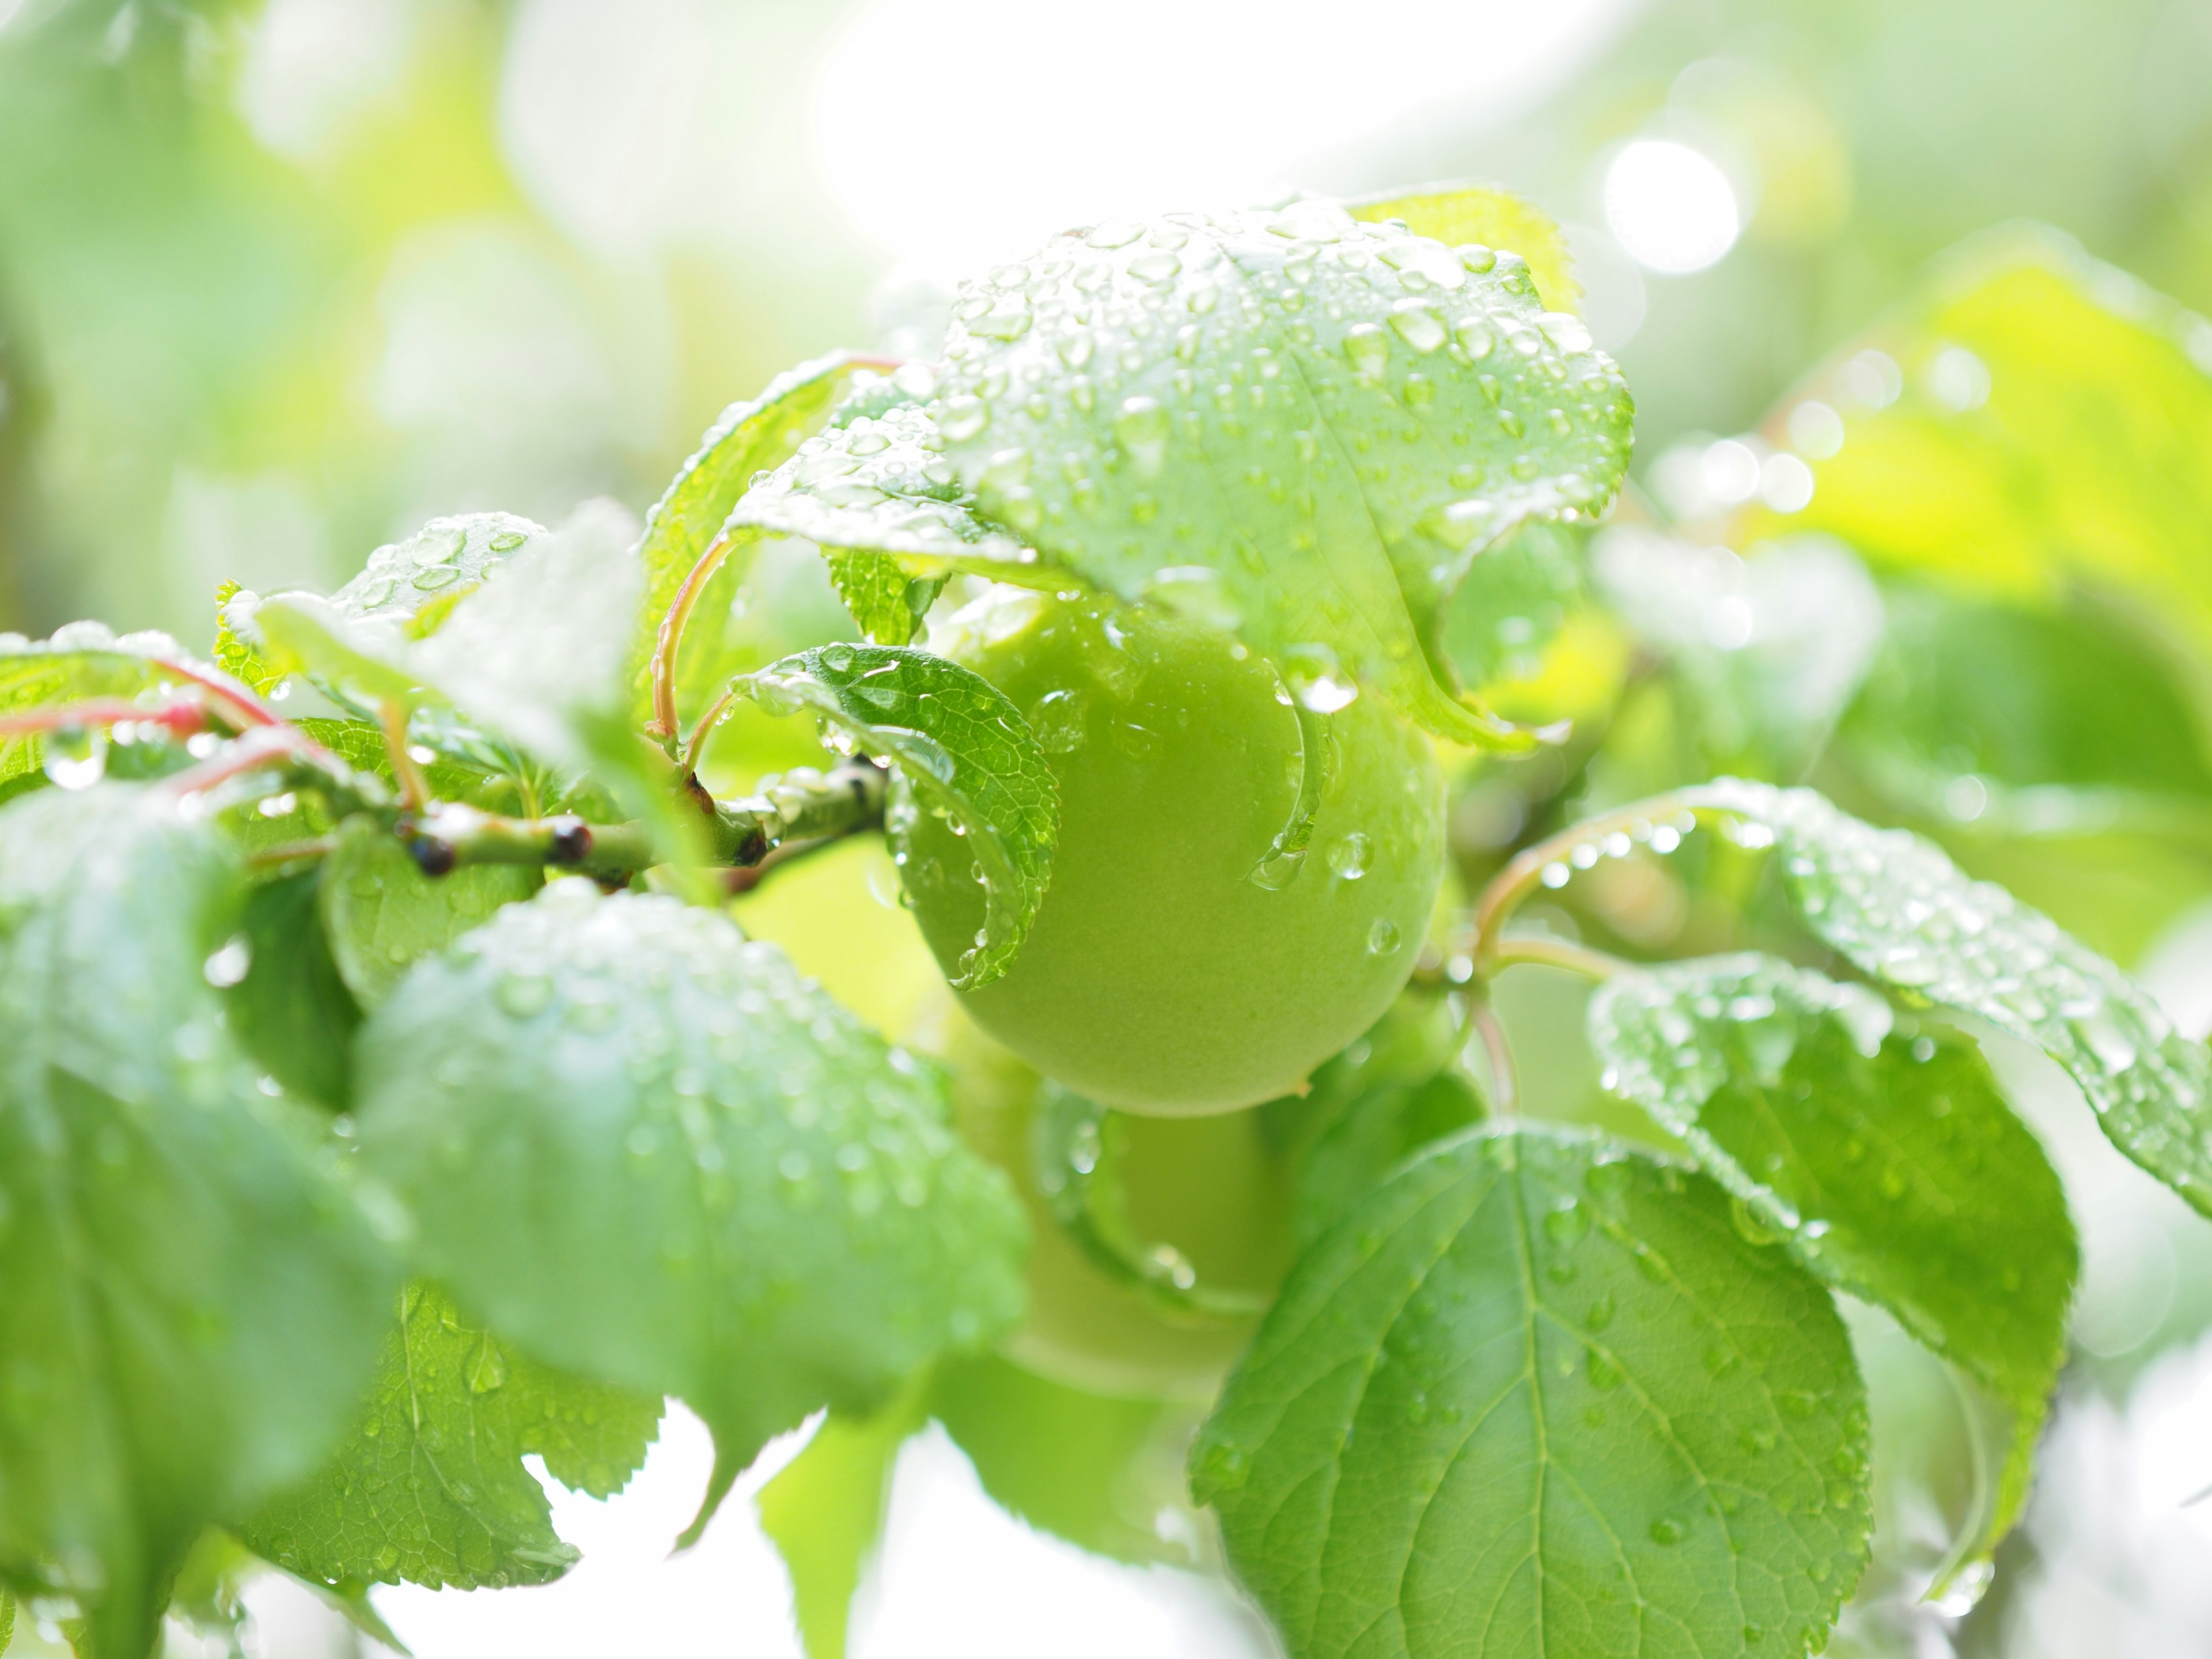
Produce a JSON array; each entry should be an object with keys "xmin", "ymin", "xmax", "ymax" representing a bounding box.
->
[
  {"xmin": 0, "ymin": 698, "xmax": 209, "ymax": 738},
  {"xmin": 649, "ymin": 531, "xmax": 737, "ymax": 743}
]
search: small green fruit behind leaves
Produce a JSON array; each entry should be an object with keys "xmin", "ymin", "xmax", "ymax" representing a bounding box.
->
[
  {"xmin": 925, "ymin": 198, "xmax": 1634, "ymax": 748},
  {"xmin": 1346, "ymin": 181, "xmax": 1582, "ymax": 314},
  {"xmin": 1193, "ymin": 1123, "xmax": 1870, "ymax": 1659},
  {"xmin": 244, "ymin": 1282, "xmax": 662, "ymax": 1592},
  {"xmin": 732, "ymin": 643, "xmax": 1058, "ymax": 988},
  {"xmin": 1589, "ymin": 953, "xmax": 2077, "ymax": 1566},
  {"xmin": 1698, "ymin": 778, "xmax": 2212, "ymax": 1216},
  {"xmin": 637, "ymin": 351, "xmax": 893, "ymax": 719},
  {"xmin": 353, "ymin": 880, "xmax": 1029, "ymax": 1535},
  {"xmin": 0, "ymin": 786, "xmax": 397, "ymax": 1659}
]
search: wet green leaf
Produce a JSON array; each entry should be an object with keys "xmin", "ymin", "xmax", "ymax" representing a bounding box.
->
[
  {"xmin": 729, "ymin": 404, "xmax": 1039, "ymax": 576},
  {"xmin": 1836, "ymin": 585, "xmax": 2212, "ymax": 830},
  {"xmin": 0, "ymin": 786, "xmax": 395, "ymax": 1658},
  {"xmin": 931, "ymin": 1353, "xmax": 1207, "ymax": 1567},
  {"xmin": 226, "ymin": 869, "xmax": 362, "ymax": 1110},
  {"xmin": 0, "ymin": 622, "xmax": 241, "ymax": 787},
  {"xmin": 1699, "ymin": 779, "xmax": 2212, "ymax": 1218},
  {"xmin": 244, "ymin": 1282, "xmax": 661, "ymax": 1592},
  {"xmin": 247, "ymin": 502, "xmax": 642, "ymax": 770},
  {"xmin": 738, "ymin": 643, "xmax": 1058, "ymax": 988},
  {"xmin": 823, "ymin": 548, "xmax": 946, "ymax": 646},
  {"xmin": 355, "ymin": 881, "xmax": 1028, "ymax": 1534},
  {"xmin": 318, "ymin": 814, "xmax": 537, "ymax": 1012},
  {"xmin": 1346, "ymin": 181, "xmax": 1581, "ymax": 313},
  {"xmin": 638, "ymin": 353, "xmax": 885, "ymax": 720},
  {"xmin": 1435, "ymin": 520, "xmax": 1584, "ymax": 695},
  {"xmin": 1589, "ymin": 953, "xmax": 2076, "ymax": 1562},
  {"xmin": 926, "ymin": 199, "xmax": 1633, "ymax": 747},
  {"xmin": 1771, "ymin": 228, "xmax": 2212, "ymax": 649},
  {"xmin": 1193, "ymin": 1123, "xmax": 1869, "ymax": 1659}
]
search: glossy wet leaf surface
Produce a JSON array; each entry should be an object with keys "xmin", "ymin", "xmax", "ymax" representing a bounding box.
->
[
  {"xmin": 244, "ymin": 1282, "xmax": 661, "ymax": 1592},
  {"xmin": 822, "ymin": 548, "xmax": 946, "ymax": 646},
  {"xmin": 729, "ymin": 403, "xmax": 1037, "ymax": 574},
  {"xmin": 926, "ymin": 198, "xmax": 1633, "ymax": 745},
  {"xmin": 0, "ymin": 787, "xmax": 395, "ymax": 1658},
  {"xmin": 355, "ymin": 881, "xmax": 1028, "ymax": 1522},
  {"xmin": 1589, "ymin": 953, "xmax": 2075, "ymax": 1551},
  {"xmin": 1700, "ymin": 779, "xmax": 2212, "ymax": 1217},
  {"xmin": 636, "ymin": 353, "xmax": 879, "ymax": 721},
  {"xmin": 1346, "ymin": 182, "xmax": 1581, "ymax": 313},
  {"xmin": 737, "ymin": 642, "xmax": 1058, "ymax": 987},
  {"xmin": 226, "ymin": 869, "xmax": 362, "ymax": 1111},
  {"xmin": 1194, "ymin": 1123, "xmax": 1869, "ymax": 1659},
  {"xmin": 0, "ymin": 622, "xmax": 240, "ymax": 786}
]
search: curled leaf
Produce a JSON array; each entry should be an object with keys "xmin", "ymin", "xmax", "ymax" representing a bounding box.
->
[
  {"xmin": 737, "ymin": 643, "xmax": 1058, "ymax": 988},
  {"xmin": 926, "ymin": 197, "xmax": 1633, "ymax": 747}
]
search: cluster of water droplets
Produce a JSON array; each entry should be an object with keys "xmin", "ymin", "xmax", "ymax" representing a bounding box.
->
[
  {"xmin": 735, "ymin": 403, "xmax": 1035, "ymax": 568},
  {"xmin": 1701, "ymin": 779, "xmax": 2212, "ymax": 1202},
  {"xmin": 328, "ymin": 512, "xmax": 545, "ymax": 618},
  {"xmin": 910, "ymin": 198, "xmax": 1629, "ymax": 712},
  {"xmin": 380, "ymin": 880, "xmax": 1020, "ymax": 1355}
]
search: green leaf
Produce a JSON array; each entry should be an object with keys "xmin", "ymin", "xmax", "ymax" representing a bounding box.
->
[
  {"xmin": 245, "ymin": 502, "xmax": 643, "ymax": 770},
  {"xmin": 1697, "ymin": 778, "xmax": 2212, "ymax": 1217},
  {"xmin": 244, "ymin": 1282, "xmax": 661, "ymax": 1592},
  {"xmin": 318, "ymin": 814, "xmax": 537, "ymax": 1012},
  {"xmin": 331, "ymin": 513, "xmax": 552, "ymax": 627},
  {"xmin": 354, "ymin": 880, "xmax": 1029, "ymax": 1533},
  {"xmin": 1836, "ymin": 585, "xmax": 2212, "ymax": 830},
  {"xmin": 214, "ymin": 580, "xmax": 283, "ymax": 696},
  {"xmin": 756, "ymin": 1387, "xmax": 930, "ymax": 1659},
  {"xmin": 638, "ymin": 353, "xmax": 888, "ymax": 720},
  {"xmin": 0, "ymin": 786, "xmax": 396, "ymax": 1658},
  {"xmin": 0, "ymin": 622, "xmax": 243, "ymax": 787},
  {"xmin": 1588, "ymin": 953, "xmax": 2077, "ymax": 1560},
  {"xmin": 1435, "ymin": 520, "xmax": 1584, "ymax": 695},
  {"xmin": 739, "ymin": 643, "xmax": 1058, "ymax": 988},
  {"xmin": 1264, "ymin": 991, "xmax": 1488, "ymax": 1249},
  {"xmin": 823, "ymin": 549, "xmax": 946, "ymax": 646},
  {"xmin": 930, "ymin": 1353, "xmax": 1207, "ymax": 1567},
  {"xmin": 1770, "ymin": 228, "xmax": 2212, "ymax": 648},
  {"xmin": 926, "ymin": 198, "xmax": 1634, "ymax": 747},
  {"xmin": 728, "ymin": 403, "xmax": 1040, "ymax": 575},
  {"xmin": 1346, "ymin": 181, "xmax": 1581, "ymax": 314},
  {"xmin": 226, "ymin": 869, "xmax": 362, "ymax": 1111},
  {"xmin": 409, "ymin": 499, "xmax": 643, "ymax": 770},
  {"xmin": 1192, "ymin": 1123, "xmax": 1869, "ymax": 1659}
]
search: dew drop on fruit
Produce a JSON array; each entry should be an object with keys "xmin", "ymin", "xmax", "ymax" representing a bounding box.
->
[
  {"xmin": 1327, "ymin": 832, "xmax": 1370, "ymax": 880},
  {"xmin": 1366, "ymin": 918, "xmax": 1402, "ymax": 956}
]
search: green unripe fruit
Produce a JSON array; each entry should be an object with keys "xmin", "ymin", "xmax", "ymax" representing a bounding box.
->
[{"xmin": 899, "ymin": 589, "xmax": 1446, "ymax": 1115}]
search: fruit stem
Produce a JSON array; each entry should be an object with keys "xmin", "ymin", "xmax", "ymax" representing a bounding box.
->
[
  {"xmin": 1465, "ymin": 993, "xmax": 1518, "ymax": 1116},
  {"xmin": 1471, "ymin": 788, "xmax": 1722, "ymax": 976},
  {"xmin": 649, "ymin": 527, "xmax": 750, "ymax": 743},
  {"xmin": 379, "ymin": 699, "xmax": 431, "ymax": 813},
  {"xmin": 1487, "ymin": 934, "xmax": 1631, "ymax": 981}
]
